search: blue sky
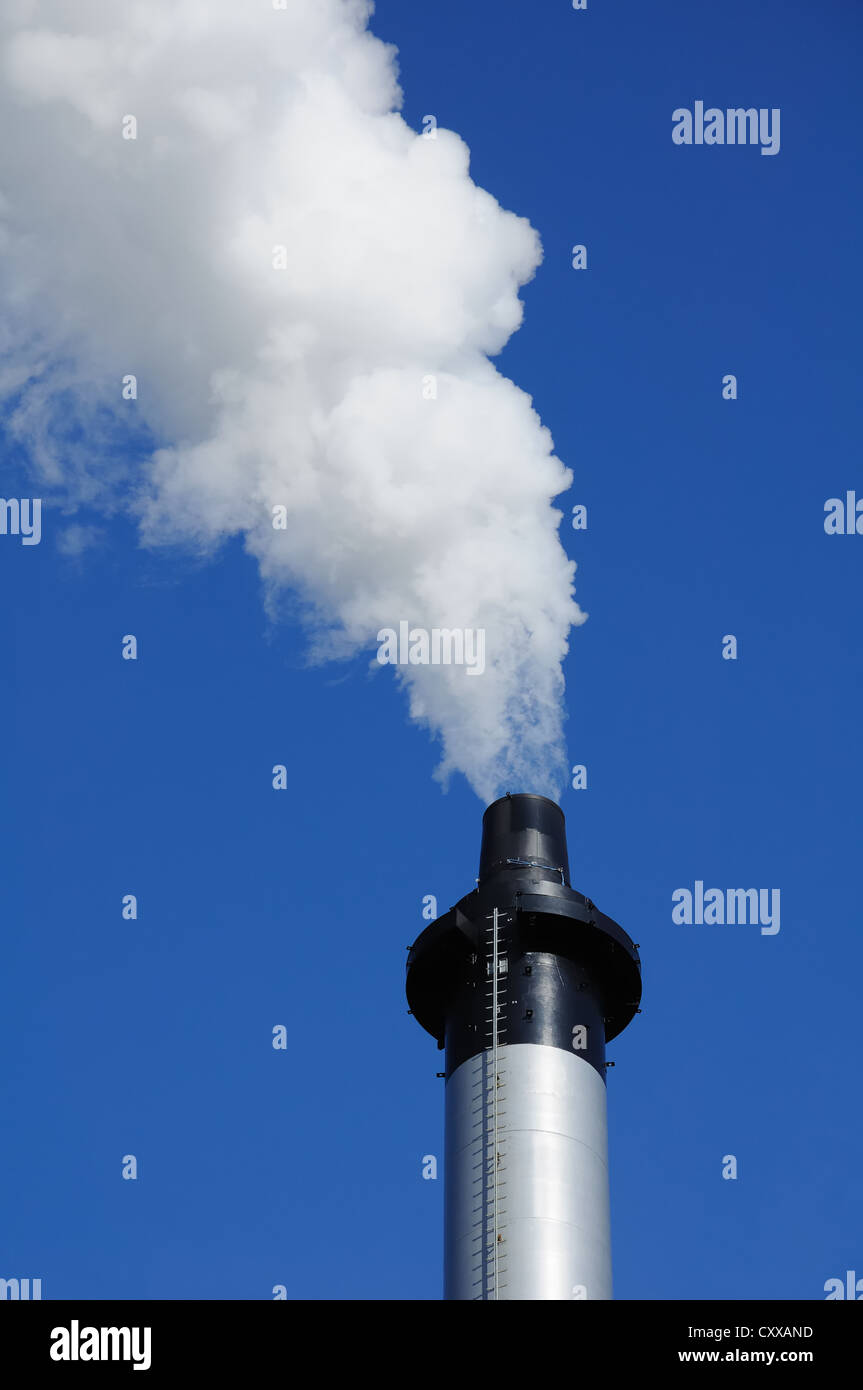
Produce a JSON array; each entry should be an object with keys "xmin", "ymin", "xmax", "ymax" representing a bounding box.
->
[{"xmin": 3, "ymin": 0, "xmax": 862, "ymax": 1299}]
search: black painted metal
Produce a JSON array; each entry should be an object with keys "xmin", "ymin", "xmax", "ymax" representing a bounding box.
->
[{"xmin": 406, "ymin": 794, "xmax": 642, "ymax": 1081}]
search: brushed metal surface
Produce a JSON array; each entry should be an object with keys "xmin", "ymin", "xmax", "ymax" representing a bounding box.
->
[{"xmin": 444, "ymin": 1042, "xmax": 611, "ymax": 1300}]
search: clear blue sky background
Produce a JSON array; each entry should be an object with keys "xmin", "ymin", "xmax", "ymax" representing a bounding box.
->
[{"xmin": 3, "ymin": 0, "xmax": 861, "ymax": 1299}]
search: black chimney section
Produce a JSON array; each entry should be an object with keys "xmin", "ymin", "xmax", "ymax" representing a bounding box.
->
[
  {"xmin": 478, "ymin": 792, "xmax": 570, "ymax": 887},
  {"xmin": 406, "ymin": 793, "xmax": 642, "ymax": 1081}
]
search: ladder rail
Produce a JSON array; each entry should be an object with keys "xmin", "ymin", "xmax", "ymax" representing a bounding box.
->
[
  {"xmin": 483, "ymin": 908, "xmax": 508, "ymax": 1299},
  {"xmin": 491, "ymin": 907, "xmax": 499, "ymax": 1298}
]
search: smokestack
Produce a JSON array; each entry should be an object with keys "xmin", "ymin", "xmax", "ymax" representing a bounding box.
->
[{"xmin": 406, "ymin": 793, "xmax": 642, "ymax": 1300}]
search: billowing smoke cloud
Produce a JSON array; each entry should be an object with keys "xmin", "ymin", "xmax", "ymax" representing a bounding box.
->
[{"xmin": 0, "ymin": 0, "xmax": 585, "ymax": 802}]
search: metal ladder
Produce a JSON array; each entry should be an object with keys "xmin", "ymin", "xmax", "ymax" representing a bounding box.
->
[{"xmin": 475, "ymin": 907, "xmax": 508, "ymax": 1298}]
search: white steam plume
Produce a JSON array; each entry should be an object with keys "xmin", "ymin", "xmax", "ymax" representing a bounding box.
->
[{"xmin": 0, "ymin": 0, "xmax": 585, "ymax": 802}]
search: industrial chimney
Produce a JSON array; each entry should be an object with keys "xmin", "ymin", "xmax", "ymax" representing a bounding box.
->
[{"xmin": 406, "ymin": 793, "xmax": 642, "ymax": 1300}]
